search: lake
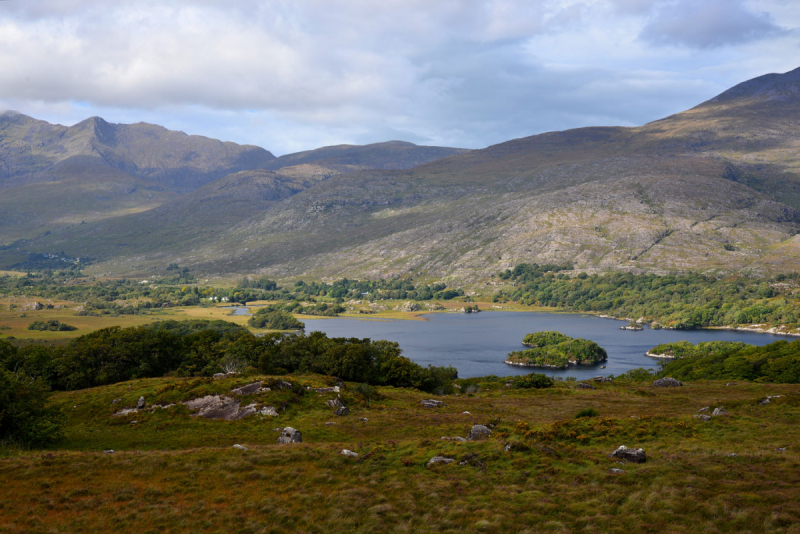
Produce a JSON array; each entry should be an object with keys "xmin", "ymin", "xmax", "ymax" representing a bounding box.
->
[{"xmin": 296, "ymin": 311, "xmax": 797, "ymax": 379}]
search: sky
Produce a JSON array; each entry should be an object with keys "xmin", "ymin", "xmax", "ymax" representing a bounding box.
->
[{"xmin": 0, "ymin": 0, "xmax": 798, "ymax": 155}]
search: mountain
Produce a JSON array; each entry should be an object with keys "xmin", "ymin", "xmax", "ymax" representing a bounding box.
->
[{"xmin": 7, "ymin": 68, "xmax": 800, "ymax": 280}]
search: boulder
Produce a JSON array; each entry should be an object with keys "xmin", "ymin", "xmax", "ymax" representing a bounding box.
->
[
  {"xmin": 712, "ymin": 407, "xmax": 730, "ymax": 417},
  {"xmin": 653, "ymin": 377, "xmax": 683, "ymax": 387},
  {"xmin": 314, "ymin": 386, "xmax": 340, "ymax": 393},
  {"xmin": 341, "ymin": 449, "xmax": 359, "ymax": 458},
  {"xmin": 334, "ymin": 406, "xmax": 350, "ymax": 416},
  {"xmin": 398, "ymin": 301, "xmax": 421, "ymax": 312},
  {"xmin": 421, "ymin": 399, "xmax": 445, "ymax": 408},
  {"xmin": 136, "ymin": 396, "xmax": 146, "ymax": 410},
  {"xmin": 427, "ymin": 456, "xmax": 455, "ymax": 465},
  {"xmin": 232, "ymin": 444, "xmax": 248, "ymax": 451},
  {"xmin": 277, "ymin": 427, "xmax": 302, "ymax": 444},
  {"xmin": 608, "ymin": 468, "xmax": 625, "ymax": 474},
  {"xmin": 609, "ymin": 445, "xmax": 646, "ymax": 463},
  {"xmin": 693, "ymin": 414, "xmax": 711, "ymax": 422},
  {"xmin": 111, "ymin": 398, "xmax": 122, "ymax": 404},
  {"xmin": 185, "ymin": 395, "xmax": 242, "ymax": 420},
  {"xmin": 698, "ymin": 407, "xmax": 709, "ymax": 412},
  {"xmin": 258, "ymin": 406, "xmax": 279, "ymax": 416},
  {"xmin": 326, "ymin": 398, "xmax": 345, "ymax": 409},
  {"xmin": 467, "ymin": 425, "xmax": 492, "ymax": 441},
  {"xmin": 213, "ymin": 373, "xmax": 226, "ymax": 379},
  {"xmin": 592, "ymin": 376, "xmax": 613, "ymax": 383},
  {"xmin": 231, "ymin": 382, "xmax": 263, "ymax": 395},
  {"xmin": 275, "ymin": 380, "xmax": 294, "ymax": 390}
]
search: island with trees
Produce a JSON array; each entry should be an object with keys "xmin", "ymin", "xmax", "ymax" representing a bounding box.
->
[{"xmin": 506, "ymin": 331, "xmax": 607, "ymax": 369}]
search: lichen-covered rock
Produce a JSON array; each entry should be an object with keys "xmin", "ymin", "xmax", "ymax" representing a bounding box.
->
[
  {"xmin": 326, "ymin": 398, "xmax": 345, "ymax": 409},
  {"xmin": 653, "ymin": 377, "xmax": 683, "ymax": 387},
  {"xmin": 427, "ymin": 456, "xmax": 454, "ymax": 465},
  {"xmin": 397, "ymin": 301, "xmax": 421, "ymax": 312},
  {"xmin": 334, "ymin": 406, "xmax": 350, "ymax": 416},
  {"xmin": 609, "ymin": 445, "xmax": 646, "ymax": 463},
  {"xmin": 277, "ymin": 427, "xmax": 302, "ymax": 444},
  {"xmin": 421, "ymin": 399, "xmax": 445, "ymax": 408},
  {"xmin": 231, "ymin": 382, "xmax": 262, "ymax": 395},
  {"xmin": 712, "ymin": 407, "xmax": 730, "ymax": 417},
  {"xmin": 467, "ymin": 424, "xmax": 492, "ymax": 441},
  {"xmin": 258, "ymin": 406, "xmax": 279, "ymax": 416}
]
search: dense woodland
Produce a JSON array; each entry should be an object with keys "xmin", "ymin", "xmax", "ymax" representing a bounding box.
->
[{"xmin": 496, "ymin": 264, "xmax": 800, "ymax": 329}]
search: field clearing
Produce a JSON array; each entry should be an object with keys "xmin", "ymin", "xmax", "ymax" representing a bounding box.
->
[{"xmin": 1, "ymin": 376, "xmax": 798, "ymax": 532}]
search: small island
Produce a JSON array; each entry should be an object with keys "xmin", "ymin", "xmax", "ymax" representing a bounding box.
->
[
  {"xmin": 506, "ymin": 331, "xmax": 607, "ymax": 369},
  {"xmin": 645, "ymin": 340, "xmax": 748, "ymax": 359}
]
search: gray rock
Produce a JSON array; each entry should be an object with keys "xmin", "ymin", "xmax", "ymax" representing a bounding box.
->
[
  {"xmin": 213, "ymin": 373, "xmax": 226, "ymax": 379},
  {"xmin": 103, "ymin": 450, "xmax": 115, "ymax": 454},
  {"xmin": 277, "ymin": 427, "xmax": 302, "ymax": 444},
  {"xmin": 258, "ymin": 406, "xmax": 279, "ymax": 416},
  {"xmin": 609, "ymin": 445, "xmax": 646, "ymax": 463},
  {"xmin": 334, "ymin": 406, "xmax": 350, "ymax": 416},
  {"xmin": 232, "ymin": 444, "xmax": 248, "ymax": 451},
  {"xmin": 276, "ymin": 380, "xmax": 294, "ymax": 390},
  {"xmin": 693, "ymin": 414, "xmax": 712, "ymax": 422},
  {"xmin": 698, "ymin": 407, "xmax": 709, "ymax": 412},
  {"xmin": 324, "ymin": 422, "xmax": 338, "ymax": 426},
  {"xmin": 130, "ymin": 420, "xmax": 138, "ymax": 425},
  {"xmin": 136, "ymin": 396, "xmax": 145, "ymax": 409},
  {"xmin": 653, "ymin": 377, "xmax": 683, "ymax": 387},
  {"xmin": 326, "ymin": 398, "xmax": 345, "ymax": 409},
  {"xmin": 341, "ymin": 449, "xmax": 359, "ymax": 458},
  {"xmin": 421, "ymin": 399, "xmax": 445, "ymax": 408},
  {"xmin": 427, "ymin": 456, "xmax": 455, "ymax": 465},
  {"xmin": 608, "ymin": 468, "xmax": 625, "ymax": 474},
  {"xmin": 467, "ymin": 424, "xmax": 492, "ymax": 441},
  {"xmin": 712, "ymin": 407, "xmax": 730, "ymax": 417},
  {"xmin": 111, "ymin": 398, "xmax": 122, "ymax": 404},
  {"xmin": 185, "ymin": 395, "xmax": 242, "ymax": 420},
  {"xmin": 314, "ymin": 386, "xmax": 340, "ymax": 393},
  {"xmin": 231, "ymin": 382, "xmax": 263, "ymax": 395},
  {"xmin": 775, "ymin": 447, "xmax": 787, "ymax": 452},
  {"xmin": 359, "ymin": 417, "xmax": 369, "ymax": 422}
]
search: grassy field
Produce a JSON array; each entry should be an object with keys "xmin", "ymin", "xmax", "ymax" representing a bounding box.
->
[
  {"xmin": 0, "ymin": 300, "xmax": 534, "ymax": 343},
  {"xmin": 1, "ymin": 374, "xmax": 798, "ymax": 532}
]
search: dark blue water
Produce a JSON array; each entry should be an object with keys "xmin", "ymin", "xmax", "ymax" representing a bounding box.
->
[{"xmin": 299, "ymin": 312, "xmax": 798, "ymax": 379}]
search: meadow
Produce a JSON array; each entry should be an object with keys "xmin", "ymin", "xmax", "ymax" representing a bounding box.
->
[{"xmin": 1, "ymin": 373, "xmax": 799, "ymax": 533}]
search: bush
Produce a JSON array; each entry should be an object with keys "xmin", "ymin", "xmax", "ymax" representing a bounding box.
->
[
  {"xmin": 0, "ymin": 368, "xmax": 64, "ymax": 448},
  {"xmin": 512, "ymin": 373, "xmax": 554, "ymax": 389},
  {"xmin": 27, "ymin": 320, "xmax": 77, "ymax": 332},
  {"xmin": 575, "ymin": 408, "xmax": 599, "ymax": 418}
]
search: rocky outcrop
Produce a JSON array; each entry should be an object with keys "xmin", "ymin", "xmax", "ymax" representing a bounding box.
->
[
  {"xmin": 609, "ymin": 445, "xmax": 646, "ymax": 463},
  {"xmin": 397, "ymin": 301, "xmax": 421, "ymax": 312},
  {"xmin": 230, "ymin": 382, "xmax": 263, "ymax": 395},
  {"xmin": 653, "ymin": 377, "xmax": 683, "ymax": 387},
  {"xmin": 712, "ymin": 407, "xmax": 730, "ymax": 417},
  {"xmin": 421, "ymin": 399, "xmax": 445, "ymax": 408},
  {"xmin": 334, "ymin": 406, "xmax": 350, "ymax": 416},
  {"xmin": 277, "ymin": 427, "xmax": 302, "ymax": 444},
  {"xmin": 467, "ymin": 425, "xmax": 492, "ymax": 441}
]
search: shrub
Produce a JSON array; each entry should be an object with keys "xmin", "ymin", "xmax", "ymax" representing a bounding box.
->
[
  {"xmin": 512, "ymin": 373, "xmax": 554, "ymax": 389},
  {"xmin": 27, "ymin": 320, "xmax": 77, "ymax": 332},
  {"xmin": 575, "ymin": 408, "xmax": 599, "ymax": 419}
]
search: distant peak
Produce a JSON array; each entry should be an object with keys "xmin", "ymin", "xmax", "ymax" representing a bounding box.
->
[{"xmin": 708, "ymin": 66, "xmax": 800, "ymax": 104}]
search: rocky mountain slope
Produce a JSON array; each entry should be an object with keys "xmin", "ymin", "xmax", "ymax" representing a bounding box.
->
[{"xmin": 7, "ymin": 68, "xmax": 800, "ymax": 280}]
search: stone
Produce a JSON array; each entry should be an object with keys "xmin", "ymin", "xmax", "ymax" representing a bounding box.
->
[
  {"xmin": 427, "ymin": 456, "xmax": 455, "ymax": 465},
  {"xmin": 314, "ymin": 386, "xmax": 340, "ymax": 393},
  {"xmin": 277, "ymin": 427, "xmax": 302, "ymax": 444},
  {"xmin": 324, "ymin": 422, "xmax": 338, "ymax": 426},
  {"xmin": 185, "ymin": 395, "xmax": 242, "ymax": 420},
  {"xmin": 712, "ymin": 407, "xmax": 730, "ymax": 417},
  {"xmin": 213, "ymin": 373, "xmax": 226, "ymax": 379},
  {"xmin": 775, "ymin": 447, "xmax": 787, "ymax": 452},
  {"xmin": 326, "ymin": 398, "xmax": 345, "ymax": 409},
  {"xmin": 341, "ymin": 449, "xmax": 359, "ymax": 458},
  {"xmin": 276, "ymin": 380, "xmax": 294, "ymax": 390},
  {"xmin": 130, "ymin": 420, "xmax": 138, "ymax": 425},
  {"xmin": 111, "ymin": 398, "xmax": 122, "ymax": 404},
  {"xmin": 231, "ymin": 382, "xmax": 262, "ymax": 395},
  {"xmin": 136, "ymin": 396, "xmax": 146, "ymax": 409},
  {"xmin": 609, "ymin": 445, "xmax": 646, "ymax": 463},
  {"xmin": 421, "ymin": 399, "xmax": 445, "ymax": 408},
  {"xmin": 232, "ymin": 444, "xmax": 248, "ymax": 451},
  {"xmin": 653, "ymin": 377, "xmax": 683, "ymax": 387},
  {"xmin": 258, "ymin": 406, "xmax": 279, "ymax": 416},
  {"xmin": 608, "ymin": 468, "xmax": 625, "ymax": 474},
  {"xmin": 698, "ymin": 407, "xmax": 709, "ymax": 412},
  {"xmin": 452, "ymin": 437, "xmax": 467, "ymax": 442},
  {"xmin": 577, "ymin": 383, "xmax": 596, "ymax": 389},
  {"xmin": 397, "ymin": 301, "xmax": 421, "ymax": 312},
  {"xmin": 462, "ymin": 411, "xmax": 471, "ymax": 414},
  {"xmin": 334, "ymin": 406, "xmax": 350, "ymax": 416},
  {"xmin": 103, "ymin": 450, "xmax": 115, "ymax": 454},
  {"xmin": 467, "ymin": 424, "xmax": 492, "ymax": 441},
  {"xmin": 693, "ymin": 414, "xmax": 712, "ymax": 422},
  {"xmin": 359, "ymin": 417, "xmax": 369, "ymax": 422}
]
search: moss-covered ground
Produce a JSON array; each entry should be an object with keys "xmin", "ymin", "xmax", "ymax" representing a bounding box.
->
[{"xmin": 1, "ymin": 375, "xmax": 799, "ymax": 532}]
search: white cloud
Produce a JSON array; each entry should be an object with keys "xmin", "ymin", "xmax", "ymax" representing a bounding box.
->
[{"xmin": 0, "ymin": 0, "xmax": 797, "ymax": 154}]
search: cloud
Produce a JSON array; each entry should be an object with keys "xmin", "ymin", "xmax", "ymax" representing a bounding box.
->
[
  {"xmin": 0, "ymin": 0, "xmax": 797, "ymax": 154},
  {"xmin": 639, "ymin": 0, "xmax": 784, "ymax": 49}
]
